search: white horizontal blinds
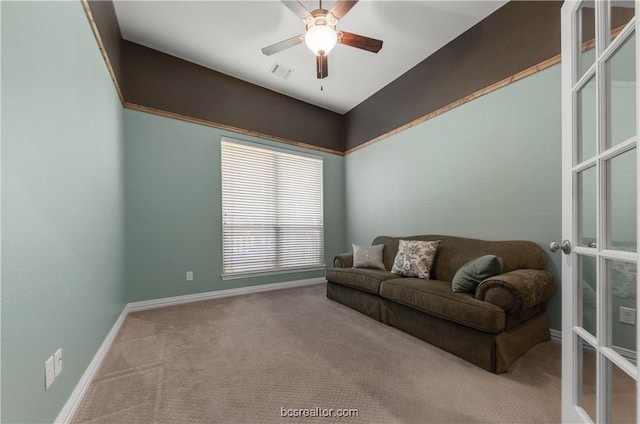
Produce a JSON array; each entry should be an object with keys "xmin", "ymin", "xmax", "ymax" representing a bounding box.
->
[
  {"xmin": 221, "ymin": 139, "xmax": 324, "ymax": 275},
  {"xmin": 221, "ymin": 141, "xmax": 277, "ymax": 274},
  {"xmin": 277, "ymin": 152, "xmax": 324, "ymax": 268}
]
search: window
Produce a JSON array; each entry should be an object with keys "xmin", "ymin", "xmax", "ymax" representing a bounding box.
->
[{"xmin": 220, "ymin": 138, "xmax": 324, "ymax": 278}]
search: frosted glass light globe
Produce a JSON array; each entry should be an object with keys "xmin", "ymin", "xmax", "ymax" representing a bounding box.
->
[{"xmin": 305, "ymin": 25, "xmax": 337, "ymax": 56}]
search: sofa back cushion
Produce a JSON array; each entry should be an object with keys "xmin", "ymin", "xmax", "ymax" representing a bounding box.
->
[{"xmin": 372, "ymin": 235, "xmax": 545, "ymax": 282}]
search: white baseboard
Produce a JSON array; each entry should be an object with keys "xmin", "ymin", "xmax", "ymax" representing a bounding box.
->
[
  {"xmin": 54, "ymin": 277, "xmax": 326, "ymax": 423},
  {"xmin": 548, "ymin": 328, "xmax": 637, "ymax": 363},
  {"xmin": 54, "ymin": 307, "xmax": 129, "ymax": 424},
  {"xmin": 127, "ymin": 277, "xmax": 326, "ymax": 312}
]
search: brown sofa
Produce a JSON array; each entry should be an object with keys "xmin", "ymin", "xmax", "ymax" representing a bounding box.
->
[{"xmin": 326, "ymin": 235, "xmax": 557, "ymax": 373}]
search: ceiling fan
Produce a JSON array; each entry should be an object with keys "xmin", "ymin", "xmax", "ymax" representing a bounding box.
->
[{"xmin": 261, "ymin": 0, "xmax": 383, "ymax": 79}]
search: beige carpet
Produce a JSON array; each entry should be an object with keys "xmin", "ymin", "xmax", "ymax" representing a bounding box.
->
[{"xmin": 72, "ymin": 283, "xmax": 563, "ymax": 424}]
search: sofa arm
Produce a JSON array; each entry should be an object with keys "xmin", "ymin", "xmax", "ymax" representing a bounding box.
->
[
  {"xmin": 333, "ymin": 253, "xmax": 353, "ymax": 268},
  {"xmin": 475, "ymin": 270, "xmax": 556, "ymax": 314}
]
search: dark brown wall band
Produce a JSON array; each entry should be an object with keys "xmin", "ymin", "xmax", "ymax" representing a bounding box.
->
[
  {"xmin": 85, "ymin": 1, "xmax": 569, "ymax": 155},
  {"xmin": 344, "ymin": 1, "xmax": 564, "ymax": 151},
  {"xmin": 121, "ymin": 41, "xmax": 345, "ymax": 153},
  {"xmin": 85, "ymin": 0, "xmax": 345, "ymax": 154},
  {"xmin": 82, "ymin": 0, "xmax": 124, "ymax": 101}
]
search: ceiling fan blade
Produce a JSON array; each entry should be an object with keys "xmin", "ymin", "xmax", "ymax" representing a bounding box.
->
[
  {"xmin": 339, "ymin": 31, "xmax": 383, "ymax": 53},
  {"xmin": 261, "ymin": 35, "xmax": 303, "ymax": 56},
  {"xmin": 316, "ymin": 54, "xmax": 328, "ymax": 79},
  {"xmin": 329, "ymin": 0, "xmax": 359, "ymax": 19},
  {"xmin": 281, "ymin": 0, "xmax": 311, "ymax": 20}
]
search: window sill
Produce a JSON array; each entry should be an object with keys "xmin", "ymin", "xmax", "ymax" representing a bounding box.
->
[{"xmin": 221, "ymin": 265, "xmax": 326, "ymax": 281}]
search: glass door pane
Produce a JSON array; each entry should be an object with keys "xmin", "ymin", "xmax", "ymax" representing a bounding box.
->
[
  {"xmin": 606, "ymin": 34, "xmax": 636, "ymax": 149},
  {"xmin": 580, "ymin": 255, "xmax": 599, "ymax": 336},
  {"xmin": 609, "ymin": 359, "xmax": 637, "ymax": 422},
  {"xmin": 579, "ymin": 1, "xmax": 597, "ymax": 78},
  {"xmin": 578, "ymin": 167, "xmax": 598, "ymax": 248},
  {"xmin": 606, "ymin": 148, "xmax": 637, "ymax": 251},
  {"xmin": 580, "ymin": 336, "xmax": 598, "ymax": 420},
  {"xmin": 610, "ymin": 1, "xmax": 635, "ymax": 43},
  {"xmin": 578, "ymin": 76, "xmax": 598, "ymax": 163},
  {"xmin": 606, "ymin": 258, "xmax": 637, "ymax": 356}
]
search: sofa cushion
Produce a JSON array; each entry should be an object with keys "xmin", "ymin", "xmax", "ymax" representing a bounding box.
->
[
  {"xmin": 352, "ymin": 244, "xmax": 385, "ymax": 270},
  {"xmin": 372, "ymin": 235, "xmax": 545, "ymax": 282},
  {"xmin": 379, "ymin": 278, "xmax": 505, "ymax": 334},
  {"xmin": 452, "ymin": 255, "xmax": 504, "ymax": 293},
  {"xmin": 391, "ymin": 239, "xmax": 440, "ymax": 279},
  {"xmin": 326, "ymin": 268, "xmax": 399, "ymax": 295}
]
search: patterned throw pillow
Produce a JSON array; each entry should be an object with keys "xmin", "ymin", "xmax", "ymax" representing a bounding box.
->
[
  {"xmin": 391, "ymin": 239, "xmax": 440, "ymax": 279},
  {"xmin": 352, "ymin": 244, "xmax": 386, "ymax": 270}
]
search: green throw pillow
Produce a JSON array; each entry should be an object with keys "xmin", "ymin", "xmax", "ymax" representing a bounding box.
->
[{"xmin": 452, "ymin": 255, "xmax": 504, "ymax": 293}]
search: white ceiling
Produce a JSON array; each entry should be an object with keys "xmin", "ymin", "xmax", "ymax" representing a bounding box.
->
[{"xmin": 113, "ymin": 0, "xmax": 508, "ymax": 114}]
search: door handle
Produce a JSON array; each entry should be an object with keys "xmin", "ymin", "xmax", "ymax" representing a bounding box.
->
[{"xmin": 550, "ymin": 240, "xmax": 572, "ymax": 254}]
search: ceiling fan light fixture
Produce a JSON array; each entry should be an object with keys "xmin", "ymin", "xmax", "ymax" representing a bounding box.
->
[
  {"xmin": 304, "ymin": 24, "xmax": 337, "ymax": 56},
  {"xmin": 263, "ymin": 0, "xmax": 382, "ymax": 79}
]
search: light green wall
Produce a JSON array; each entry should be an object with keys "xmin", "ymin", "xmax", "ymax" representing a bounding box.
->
[
  {"xmin": 1, "ymin": 2, "xmax": 126, "ymax": 423},
  {"xmin": 345, "ymin": 64, "xmax": 563, "ymax": 330},
  {"xmin": 1, "ymin": 2, "xmax": 345, "ymax": 419},
  {"xmin": 124, "ymin": 109, "xmax": 346, "ymax": 302},
  {"xmin": 5, "ymin": 1, "xmax": 616, "ymax": 420}
]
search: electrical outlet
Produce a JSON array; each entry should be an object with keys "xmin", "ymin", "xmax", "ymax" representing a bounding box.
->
[
  {"xmin": 44, "ymin": 356, "xmax": 55, "ymax": 390},
  {"xmin": 54, "ymin": 348, "xmax": 63, "ymax": 378},
  {"xmin": 186, "ymin": 271, "xmax": 193, "ymax": 281},
  {"xmin": 620, "ymin": 307, "xmax": 636, "ymax": 325}
]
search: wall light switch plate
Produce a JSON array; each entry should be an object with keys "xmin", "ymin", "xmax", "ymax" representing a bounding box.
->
[
  {"xmin": 620, "ymin": 307, "xmax": 636, "ymax": 325},
  {"xmin": 54, "ymin": 348, "xmax": 63, "ymax": 377},
  {"xmin": 45, "ymin": 356, "xmax": 55, "ymax": 390},
  {"xmin": 186, "ymin": 271, "xmax": 193, "ymax": 281}
]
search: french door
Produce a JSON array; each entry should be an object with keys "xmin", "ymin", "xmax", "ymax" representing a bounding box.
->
[{"xmin": 561, "ymin": 1, "xmax": 639, "ymax": 422}]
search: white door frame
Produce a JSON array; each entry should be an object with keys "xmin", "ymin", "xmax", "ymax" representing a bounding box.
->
[
  {"xmin": 561, "ymin": 2, "xmax": 583, "ymax": 422},
  {"xmin": 561, "ymin": 1, "xmax": 639, "ymax": 423}
]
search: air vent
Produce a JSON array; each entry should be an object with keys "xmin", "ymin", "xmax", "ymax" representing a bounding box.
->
[{"xmin": 269, "ymin": 62, "xmax": 294, "ymax": 80}]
